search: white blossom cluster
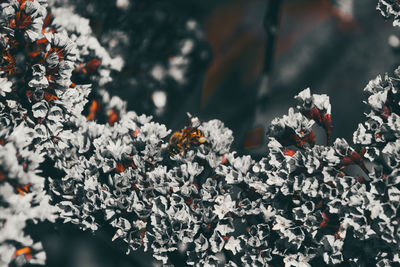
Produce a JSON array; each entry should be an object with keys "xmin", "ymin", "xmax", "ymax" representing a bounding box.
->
[
  {"xmin": 47, "ymin": 83, "xmax": 400, "ymax": 266},
  {"xmin": 0, "ymin": 124, "xmax": 58, "ymax": 266},
  {"xmin": 0, "ymin": 0, "xmax": 74, "ymax": 264},
  {"xmin": 0, "ymin": 0, "xmax": 119, "ymax": 265},
  {"xmin": 48, "ymin": 109, "xmax": 238, "ymax": 265},
  {"xmin": 377, "ymin": 0, "xmax": 400, "ymax": 27},
  {"xmin": 351, "ymin": 69, "xmax": 400, "ymax": 265},
  {"xmin": 1, "ymin": 0, "xmax": 400, "ymax": 266},
  {"xmin": 50, "ymin": 7, "xmax": 123, "ymax": 86}
]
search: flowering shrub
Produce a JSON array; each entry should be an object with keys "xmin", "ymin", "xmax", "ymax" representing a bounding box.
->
[{"xmin": 1, "ymin": 0, "xmax": 400, "ymax": 266}]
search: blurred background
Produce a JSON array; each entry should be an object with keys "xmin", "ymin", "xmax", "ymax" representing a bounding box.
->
[{"xmin": 29, "ymin": 0, "xmax": 400, "ymax": 266}]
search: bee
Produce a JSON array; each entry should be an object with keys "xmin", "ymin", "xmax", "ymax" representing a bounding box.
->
[{"xmin": 168, "ymin": 126, "xmax": 206, "ymax": 155}]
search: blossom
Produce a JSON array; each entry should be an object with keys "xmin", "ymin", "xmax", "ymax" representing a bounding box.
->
[
  {"xmin": 353, "ymin": 123, "xmax": 373, "ymax": 145},
  {"xmin": 224, "ymin": 236, "xmax": 241, "ymax": 255},
  {"xmin": 378, "ymin": 0, "xmax": 400, "ymax": 27},
  {"xmin": 0, "ymin": 124, "xmax": 58, "ymax": 266},
  {"xmin": 213, "ymin": 195, "xmax": 235, "ymax": 219},
  {"xmin": 199, "ymin": 119, "xmax": 234, "ymax": 155},
  {"xmin": 2, "ymin": 0, "xmax": 400, "ymax": 266},
  {"xmin": 0, "ymin": 0, "xmax": 47, "ymax": 42},
  {"xmin": 283, "ymin": 253, "xmax": 312, "ymax": 267},
  {"xmin": 0, "ymin": 78, "xmax": 12, "ymax": 96},
  {"xmin": 295, "ymin": 88, "xmax": 332, "ymax": 142}
]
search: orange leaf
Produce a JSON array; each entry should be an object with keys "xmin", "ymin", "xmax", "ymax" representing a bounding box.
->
[
  {"xmin": 108, "ymin": 110, "xmax": 119, "ymax": 126},
  {"xmin": 44, "ymin": 92, "xmax": 59, "ymax": 102},
  {"xmin": 14, "ymin": 247, "xmax": 32, "ymax": 259},
  {"xmin": 86, "ymin": 58, "xmax": 101, "ymax": 73},
  {"xmin": 86, "ymin": 100, "xmax": 99, "ymax": 121},
  {"xmin": 16, "ymin": 183, "xmax": 32, "ymax": 196},
  {"xmin": 283, "ymin": 148, "xmax": 296, "ymax": 157},
  {"xmin": 116, "ymin": 163, "xmax": 125, "ymax": 173}
]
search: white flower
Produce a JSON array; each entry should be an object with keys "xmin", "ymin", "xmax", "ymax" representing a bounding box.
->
[
  {"xmin": 272, "ymin": 215, "xmax": 293, "ymax": 233},
  {"xmin": 194, "ymin": 234, "xmax": 209, "ymax": 252},
  {"xmin": 213, "ymin": 195, "xmax": 235, "ymax": 219},
  {"xmin": 32, "ymin": 101, "xmax": 48, "ymax": 118},
  {"xmin": 295, "ymin": 88, "xmax": 331, "ymax": 113},
  {"xmin": 364, "ymin": 75, "xmax": 383, "ymax": 94},
  {"xmin": 312, "ymin": 94, "xmax": 331, "ymax": 114},
  {"xmin": 353, "ymin": 123, "xmax": 372, "ymax": 145},
  {"xmin": 138, "ymin": 121, "xmax": 171, "ymax": 142},
  {"xmin": 226, "ymin": 153, "xmax": 253, "ymax": 174},
  {"xmin": 368, "ymin": 90, "xmax": 387, "ymax": 110},
  {"xmin": 295, "ymin": 88, "xmax": 312, "ymax": 102},
  {"xmin": 283, "ymin": 253, "xmax": 312, "ymax": 267},
  {"xmin": 200, "ymin": 120, "xmax": 234, "ymax": 155},
  {"xmin": 282, "ymin": 108, "xmax": 314, "ymax": 137},
  {"xmin": 224, "ymin": 236, "xmax": 241, "ymax": 255},
  {"xmin": 209, "ymin": 231, "xmax": 225, "ymax": 253},
  {"xmin": 0, "ymin": 78, "xmax": 12, "ymax": 96},
  {"xmin": 215, "ymin": 221, "xmax": 234, "ymax": 236}
]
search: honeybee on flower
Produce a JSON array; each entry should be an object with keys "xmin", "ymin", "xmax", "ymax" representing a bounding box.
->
[{"xmin": 168, "ymin": 126, "xmax": 206, "ymax": 156}]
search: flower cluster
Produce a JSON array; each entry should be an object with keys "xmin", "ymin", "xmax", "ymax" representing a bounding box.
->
[
  {"xmin": 48, "ymin": 109, "xmax": 237, "ymax": 265},
  {"xmin": 48, "ymin": 83, "xmax": 400, "ymax": 266},
  {"xmin": 0, "ymin": 1, "xmax": 71, "ymax": 265},
  {"xmin": 2, "ymin": 0, "xmax": 400, "ymax": 266},
  {"xmin": 0, "ymin": 124, "xmax": 58, "ymax": 266},
  {"xmin": 0, "ymin": 0, "xmax": 119, "ymax": 265},
  {"xmin": 350, "ymin": 69, "xmax": 400, "ymax": 264},
  {"xmin": 377, "ymin": 0, "xmax": 400, "ymax": 27},
  {"xmin": 295, "ymin": 88, "xmax": 332, "ymax": 143}
]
